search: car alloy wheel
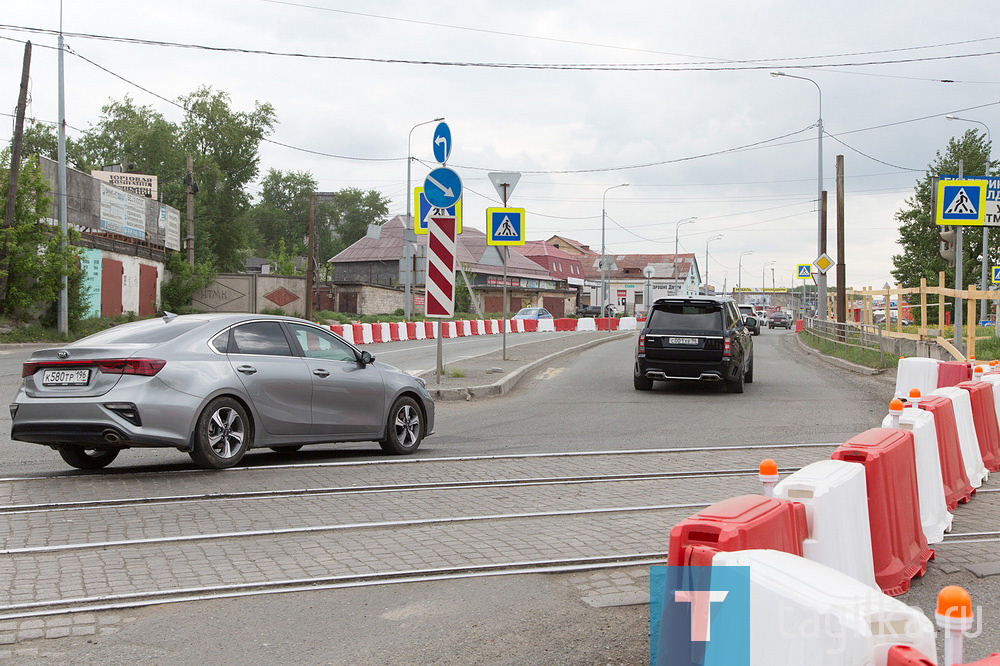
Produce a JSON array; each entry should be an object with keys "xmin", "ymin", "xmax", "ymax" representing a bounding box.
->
[
  {"xmin": 208, "ymin": 406, "xmax": 245, "ymax": 459},
  {"xmin": 380, "ymin": 396, "xmax": 423, "ymax": 455},
  {"xmin": 190, "ymin": 397, "xmax": 252, "ymax": 469}
]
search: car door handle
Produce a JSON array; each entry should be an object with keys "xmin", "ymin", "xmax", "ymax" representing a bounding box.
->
[
  {"xmin": 313, "ymin": 369, "xmax": 330, "ymax": 378},
  {"xmin": 237, "ymin": 365, "xmax": 257, "ymax": 375}
]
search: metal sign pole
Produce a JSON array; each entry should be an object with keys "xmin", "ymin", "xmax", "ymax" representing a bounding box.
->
[
  {"xmin": 500, "ymin": 187, "xmax": 509, "ymax": 361},
  {"xmin": 956, "ymin": 160, "xmax": 965, "ymax": 352}
]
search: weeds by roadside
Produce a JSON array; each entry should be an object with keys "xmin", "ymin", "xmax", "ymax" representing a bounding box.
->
[{"xmin": 799, "ymin": 331, "xmax": 899, "ymax": 369}]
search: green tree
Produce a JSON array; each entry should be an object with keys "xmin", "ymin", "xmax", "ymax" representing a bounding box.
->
[
  {"xmin": 179, "ymin": 86, "xmax": 276, "ymax": 272},
  {"xmin": 267, "ymin": 239, "xmax": 299, "ymax": 275},
  {"xmin": 160, "ymin": 252, "xmax": 215, "ymax": 313},
  {"xmin": 316, "ymin": 188, "xmax": 390, "ymax": 263},
  {"xmin": 77, "ymin": 97, "xmax": 186, "ymax": 206},
  {"xmin": 21, "ymin": 119, "xmax": 86, "ymax": 169},
  {"xmin": 246, "ymin": 169, "xmax": 317, "ymax": 255},
  {"xmin": 891, "ymin": 130, "xmax": 998, "ymax": 303},
  {"xmin": 0, "ymin": 152, "xmax": 81, "ymax": 319}
]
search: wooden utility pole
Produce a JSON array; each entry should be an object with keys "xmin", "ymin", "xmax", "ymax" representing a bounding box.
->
[
  {"xmin": 0, "ymin": 41, "xmax": 32, "ymax": 301},
  {"xmin": 185, "ymin": 155, "xmax": 195, "ymax": 265},
  {"xmin": 820, "ymin": 190, "xmax": 828, "ymax": 318},
  {"xmin": 836, "ymin": 155, "xmax": 846, "ymax": 324},
  {"xmin": 306, "ymin": 195, "xmax": 315, "ymax": 321}
]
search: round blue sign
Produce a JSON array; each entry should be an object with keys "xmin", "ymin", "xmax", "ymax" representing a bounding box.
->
[
  {"xmin": 424, "ymin": 167, "xmax": 462, "ymax": 208},
  {"xmin": 432, "ymin": 122, "xmax": 452, "ymax": 164}
]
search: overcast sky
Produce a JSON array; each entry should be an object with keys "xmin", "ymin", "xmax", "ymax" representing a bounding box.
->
[{"xmin": 3, "ymin": 1, "xmax": 1000, "ymax": 290}]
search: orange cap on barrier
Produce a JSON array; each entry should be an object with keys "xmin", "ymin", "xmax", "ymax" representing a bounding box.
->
[
  {"xmin": 889, "ymin": 398, "xmax": 904, "ymax": 414},
  {"xmin": 937, "ymin": 585, "xmax": 973, "ymax": 619},
  {"xmin": 759, "ymin": 458, "xmax": 778, "ymax": 476},
  {"xmin": 909, "ymin": 388, "xmax": 922, "ymax": 399},
  {"xmin": 992, "ymin": 360, "xmax": 999, "ymax": 366}
]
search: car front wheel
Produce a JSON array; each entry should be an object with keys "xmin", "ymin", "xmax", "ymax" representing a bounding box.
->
[
  {"xmin": 190, "ymin": 397, "xmax": 252, "ymax": 469},
  {"xmin": 380, "ymin": 396, "xmax": 424, "ymax": 455},
  {"xmin": 58, "ymin": 446, "xmax": 119, "ymax": 470}
]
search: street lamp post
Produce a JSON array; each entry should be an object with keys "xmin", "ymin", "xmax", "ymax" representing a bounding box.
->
[
  {"xmin": 673, "ymin": 217, "xmax": 697, "ymax": 295},
  {"xmin": 947, "ymin": 115, "xmax": 993, "ymax": 322},
  {"xmin": 737, "ymin": 250, "xmax": 753, "ymax": 302},
  {"xmin": 705, "ymin": 234, "xmax": 723, "ymax": 294},
  {"xmin": 601, "ymin": 183, "xmax": 629, "ymax": 317},
  {"xmin": 772, "ymin": 71, "xmax": 826, "ymax": 319},
  {"xmin": 762, "ymin": 260, "xmax": 776, "ymax": 297},
  {"xmin": 404, "ymin": 117, "xmax": 445, "ymax": 320}
]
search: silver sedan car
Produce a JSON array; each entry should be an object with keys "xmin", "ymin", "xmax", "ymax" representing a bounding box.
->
[{"xmin": 10, "ymin": 313, "xmax": 435, "ymax": 470}]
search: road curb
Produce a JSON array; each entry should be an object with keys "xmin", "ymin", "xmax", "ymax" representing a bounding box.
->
[
  {"xmin": 794, "ymin": 332, "xmax": 884, "ymax": 376},
  {"xmin": 428, "ymin": 331, "xmax": 634, "ymax": 401}
]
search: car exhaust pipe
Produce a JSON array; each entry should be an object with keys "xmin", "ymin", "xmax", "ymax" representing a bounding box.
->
[{"xmin": 102, "ymin": 430, "xmax": 122, "ymax": 444}]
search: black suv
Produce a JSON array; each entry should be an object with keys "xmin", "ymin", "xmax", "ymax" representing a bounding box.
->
[{"xmin": 634, "ymin": 296, "xmax": 755, "ymax": 394}]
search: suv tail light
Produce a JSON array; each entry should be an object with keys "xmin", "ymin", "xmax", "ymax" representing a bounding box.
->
[
  {"xmin": 638, "ymin": 334, "xmax": 646, "ymax": 354},
  {"xmin": 723, "ymin": 337, "xmax": 731, "ymax": 358},
  {"xmin": 22, "ymin": 359, "xmax": 167, "ymax": 378}
]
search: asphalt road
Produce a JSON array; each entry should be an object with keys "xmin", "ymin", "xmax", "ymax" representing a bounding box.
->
[{"xmin": 3, "ymin": 331, "xmax": 998, "ymax": 664}]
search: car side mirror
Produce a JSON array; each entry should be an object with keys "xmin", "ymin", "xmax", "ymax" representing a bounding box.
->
[
  {"xmin": 360, "ymin": 351, "xmax": 374, "ymax": 365},
  {"xmin": 744, "ymin": 316, "xmax": 757, "ymax": 327}
]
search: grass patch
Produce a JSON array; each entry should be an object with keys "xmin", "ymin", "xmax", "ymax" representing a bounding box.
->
[
  {"xmin": 446, "ymin": 367, "xmax": 467, "ymax": 378},
  {"xmin": 799, "ymin": 331, "xmax": 898, "ymax": 369},
  {"xmin": 0, "ymin": 314, "xmax": 146, "ymax": 344}
]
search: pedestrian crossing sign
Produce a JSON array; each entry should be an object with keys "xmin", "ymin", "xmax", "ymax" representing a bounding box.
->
[
  {"xmin": 796, "ymin": 264, "xmax": 812, "ymax": 279},
  {"xmin": 993, "ymin": 266, "xmax": 1000, "ymax": 284},
  {"xmin": 413, "ymin": 187, "xmax": 463, "ymax": 235},
  {"xmin": 486, "ymin": 207, "xmax": 526, "ymax": 246},
  {"xmin": 936, "ymin": 179, "xmax": 987, "ymax": 226}
]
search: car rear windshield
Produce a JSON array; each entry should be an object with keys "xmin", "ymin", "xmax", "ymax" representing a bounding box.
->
[
  {"xmin": 74, "ymin": 319, "xmax": 208, "ymax": 345},
  {"xmin": 648, "ymin": 304, "xmax": 723, "ymax": 330}
]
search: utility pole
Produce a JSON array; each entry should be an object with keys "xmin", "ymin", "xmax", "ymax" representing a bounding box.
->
[
  {"xmin": 57, "ymin": 24, "xmax": 68, "ymax": 336},
  {"xmin": 0, "ymin": 41, "xmax": 31, "ymax": 303},
  {"xmin": 836, "ymin": 155, "xmax": 846, "ymax": 324},
  {"xmin": 306, "ymin": 194, "xmax": 315, "ymax": 321},
  {"xmin": 821, "ymin": 190, "xmax": 828, "ymax": 319},
  {"xmin": 185, "ymin": 155, "xmax": 195, "ymax": 265}
]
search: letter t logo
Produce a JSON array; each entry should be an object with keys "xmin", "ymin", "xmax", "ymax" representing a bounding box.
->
[{"xmin": 674, "ymin": 590, "xmax": 729, "ymax": 642}]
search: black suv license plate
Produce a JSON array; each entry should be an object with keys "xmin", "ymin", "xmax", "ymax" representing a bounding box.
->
[{"xmin": 668, "ymin": 337, "xmax": 699, "ymax": 345}]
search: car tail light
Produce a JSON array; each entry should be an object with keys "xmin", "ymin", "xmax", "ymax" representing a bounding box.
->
[
  {"xmin": 22, "ymin": 359, "xmax": 166, "ymax": 378},
  {"xmin": 723, "ymin": 337, "xmax": 731, "ymax": 357},
  {"xmin": 638, "ymin": 334, "xmax": 646, "ymax": 354}
]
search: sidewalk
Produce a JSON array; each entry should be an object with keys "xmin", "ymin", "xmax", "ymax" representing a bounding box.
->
[{"xmin": 418, "ymin": 330, "xmax": 635, "ymax": 400}]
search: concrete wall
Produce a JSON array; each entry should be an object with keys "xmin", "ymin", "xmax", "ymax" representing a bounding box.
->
[
  {"xmin": 78, "ymin": 247, "xmax": 164, "ymax": 317},
  {"xmin": 192, "ymin": 274, "xmax": 307, "ymax": 316}
]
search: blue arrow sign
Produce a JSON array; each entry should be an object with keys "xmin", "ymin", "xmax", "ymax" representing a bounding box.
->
[
  {"xmin": 424, "ymin": 167, "xmax": 462, "ymax": 208},
  {"xmin": 432, "ymin": 122, "xmax": 451, "ymax": 164}
]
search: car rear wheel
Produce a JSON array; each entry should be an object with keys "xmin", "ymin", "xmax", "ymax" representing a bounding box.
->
[
  {"xmin": 379, "ymin": 396, "xmax": 423, "ymax": 455},
  {"xmin": 745, "ymin": 355, "xmax": 754, "ymax": 383},
  {"xmin": 190, "ymin": 397, "xmax": 252, "ymax": 469},
  {"xmin": 633, "ymin": 365, "xmax": 653, "ymax": 391},
  {"xmin": 58, "ymin": 446, "xmax": 119, "ymax": 470},
  {"xmin": 725, "ymin": 367, "xmax": 745, "ymax": 394}
]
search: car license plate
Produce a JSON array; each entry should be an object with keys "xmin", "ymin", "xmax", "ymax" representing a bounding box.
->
[
  {"xmin": 42, "ymin": 368, "xmax": 91, "ymax": 386},
  {"xmin": 668, "ymin": 337, "xmax": 699, "ymax": 345}
]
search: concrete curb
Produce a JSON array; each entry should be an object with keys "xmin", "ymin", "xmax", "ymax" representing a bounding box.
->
[
  {"xmin": 795, "ymin": 332, "xmax": 885, "ymax": 376},
  {"xmin": 428, "ymin": 331, "xmax": 634, "ymax": 401}
]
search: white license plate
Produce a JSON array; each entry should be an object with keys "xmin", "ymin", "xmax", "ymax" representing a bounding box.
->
[
  {"xmin": 668, "ymin": 337, "xmax": 699, "ymax": 345},
  {"xmin": 42, "ymin": 368, "xmax": 91, "ymax": 386}
]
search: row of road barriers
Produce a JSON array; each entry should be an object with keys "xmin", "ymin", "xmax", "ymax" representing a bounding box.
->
[
  {"xmin": 653, "ymin": 356, "xmax": 1000, "ymax": 665},
  {"xmin": 328, "ymin": 317, "xmax": 641, "ymax": 345}
]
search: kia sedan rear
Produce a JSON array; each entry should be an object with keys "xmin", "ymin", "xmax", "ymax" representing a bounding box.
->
[{"xmin": 10, "ymin": 314, "xmax": 435, "ymax": 470}]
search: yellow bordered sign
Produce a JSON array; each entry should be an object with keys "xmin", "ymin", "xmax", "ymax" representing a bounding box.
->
[
  {"xmin": 413, "ymin": 187, "xmax": 462, "ymax": 235},
  {"xmin": 796, "ymin": 264, "xmax": 812, "ymax": 279},
  {"xmin": 486, "ymin": 208, "xmax": 526, "ymax": 246},
  {"xmin": 936, "ymin": 179, "xmax": 987, "ymax": 226}
]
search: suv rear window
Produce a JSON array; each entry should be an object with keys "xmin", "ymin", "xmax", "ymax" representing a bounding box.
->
[{"xmin": 648, "ymin": 304, "xmax": 723, "ymax": 330}]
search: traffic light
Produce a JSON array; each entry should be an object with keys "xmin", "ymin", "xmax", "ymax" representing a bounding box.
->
[{"xmin": 939, "ymin": 227, "xmax": 957, "ymax": 267}]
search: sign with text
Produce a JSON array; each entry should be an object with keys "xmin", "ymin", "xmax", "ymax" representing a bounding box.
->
[
  {"xmin": 91, "ymin": 170, "xmax": 158, "ymax": 199},
  {"xmin": 98, "ymin": 183, "xmax": 147, "ymax": 240},
  {"xmin": 942, "ymin": 174, "xmax": 1000, "ymax": 226}
]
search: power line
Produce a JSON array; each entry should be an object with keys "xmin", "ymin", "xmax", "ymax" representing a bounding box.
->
[{"xmin": 4, "ymin": 23, "xmax": 1000, "ymax": 72}]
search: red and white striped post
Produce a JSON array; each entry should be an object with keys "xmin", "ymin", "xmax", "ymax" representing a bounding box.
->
[{"xmin": 426, "ymin": 214, "xmax": 457, "ymax": 383}]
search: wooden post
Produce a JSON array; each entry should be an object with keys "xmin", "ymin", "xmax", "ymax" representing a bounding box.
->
[
  {"xmin": 885, "ymin": 286, "xmax": 891, "ymax": 335},
  {"xmin": 896, "ymin": 284, "xmax": 903, "ymax": 333},
  {"xmin": 968, "ymin": 284, "xmax": 977, "ymax": 359},
  {"xmin": 920, "ymin": 277, "xmax": 927, "ymax": 337},
  {"xmin": 939, "ymin": 271, "xmax": 946, "ymax": 328}
]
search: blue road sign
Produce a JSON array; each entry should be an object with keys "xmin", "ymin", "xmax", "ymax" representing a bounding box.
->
[
  {"xmin": 796, "ymin": 264, "xmax": 812, "ymax": 279},
  {"xmin": 936, "ymin": 179, "xmax": 986, "ymax": 225},
  {"xmin": 486, "ymin": 207, "xmax": 525, "ymax": 246},
  {"xmin": 432, "ymin": 122, "xmax": 452, "ymax": 164},
  {"xmin": 424, "ymin": 167, "xmax": 462, "ymax": 208},
  {"xmin": 993, "ymin": 266, "xmax": 1000, "ymax": 284},
  {"xmin": 413, "ymin": 187, "xmax": 462, "ymax": 234}
]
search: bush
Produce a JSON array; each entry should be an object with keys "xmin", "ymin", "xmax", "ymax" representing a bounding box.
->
[
  {"xmin": 160, "ymin": 253, "xmax": 215, "ymax": 312},
  {"xmin": 260, "ymin": 307, "xmax": 286, "ymax": 316}
]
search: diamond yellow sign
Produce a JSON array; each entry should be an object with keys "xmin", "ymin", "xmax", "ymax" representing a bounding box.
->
[{"xmin": 813, "ymin": 252, "xmax": 834, "ymax": 275}]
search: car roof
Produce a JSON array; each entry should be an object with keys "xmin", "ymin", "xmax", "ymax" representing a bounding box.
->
[{"xmin": 652, "ymin": 296, "xmax": 735, "ymax": 306}]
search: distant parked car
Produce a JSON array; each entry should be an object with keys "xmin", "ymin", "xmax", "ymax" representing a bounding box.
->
[
  {"xmin": 576, "ymin": 305, "xmax": 602, "ymax": 317},
  {"xmin": 513, "ymin": 307, "xmax": 554, "ymax": 320},
  {"xmin": 737, "ymin": 304, "xmax": 762, "ymax": 335}
]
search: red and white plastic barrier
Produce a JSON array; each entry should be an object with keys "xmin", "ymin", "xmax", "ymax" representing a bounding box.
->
[{"xmin": 326, "ymin": 317, "xmax": 605, "ymax": 345}]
